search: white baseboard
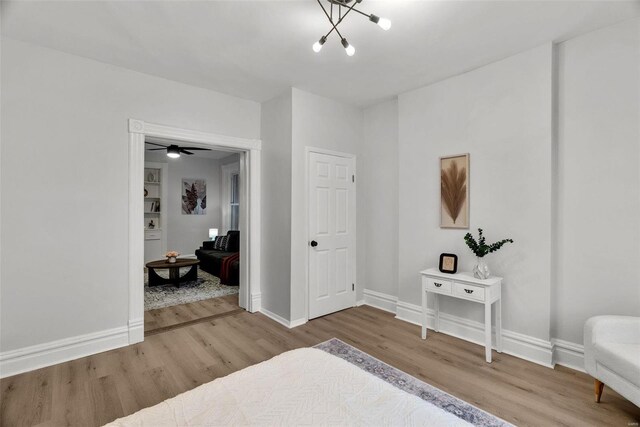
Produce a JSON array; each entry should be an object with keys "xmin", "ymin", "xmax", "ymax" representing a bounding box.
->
[
  {"xmin": 367, "ymin": 290, "xmax": 564, "ymax": 369},
  {"xmin": 552, "ymin": 338, "xmax": 585, "ymax": 372},
  {"xmin": 363, "ymin": 289, "xmax": 397, "ymax": 314},
  {"xmin": 289, "ymin": 318, "xmax": 308, "ymax": 328},
  {"xmin": 250, "ymin": 292, "xmax": 262, "ymax": 313},
  {"xmin": 128, "ymin": 318, "xmax": 144, "ymax": 344},
  {"xmin": 259, "ymin": 307, "xmax": 289, "ymax": 327},
  {"xmin": 259, "ymin": 307, "xmax": 307, "ymax": 329},
  {"xmin": 0, "ymin": 325, "xmax": 131, "ymax": 378},
  {"xmin": 355, "ymin": 299, "xmax": 365, "ymax": 307}
]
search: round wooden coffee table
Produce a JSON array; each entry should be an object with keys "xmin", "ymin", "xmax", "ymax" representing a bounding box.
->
[{"xmin": 145, "ymin": 258, "xmax": 200, "ymax": 287}]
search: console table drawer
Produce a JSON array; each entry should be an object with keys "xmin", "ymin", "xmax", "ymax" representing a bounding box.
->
[
  {"xmin": 453, "ymin": 282, "xmax": 485, "ymax": 301},
  {"xmin": 425, "ymin": 278, "xmax": 452, "ymax": 294}
]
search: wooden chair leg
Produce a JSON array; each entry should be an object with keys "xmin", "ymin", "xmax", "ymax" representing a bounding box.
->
[{"xmin": 594, "ymin": 379, "xmax": 605, "ymax": 403}]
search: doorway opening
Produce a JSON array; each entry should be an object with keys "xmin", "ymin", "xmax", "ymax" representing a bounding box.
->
[
  {"xmin": 127, "ymin": 119, "xmax": 261, "ymax": 345},
  {"xmin": 143, "ymin": 142, "xmax": 245, "ymax": 335}
]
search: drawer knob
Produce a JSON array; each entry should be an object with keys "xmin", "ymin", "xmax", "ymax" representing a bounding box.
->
[
  {"xmin": 464, "ymin": 289, "xmax": 474, "ymax": 294},
  {"xmin": 434, "ymin": 282, "xmax": 442, "ymax": 287}
]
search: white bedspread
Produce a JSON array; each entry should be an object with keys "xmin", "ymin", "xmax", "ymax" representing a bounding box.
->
[{"xmin": 106, "ymin": 348, "xmax": 470, "ymax": 426}]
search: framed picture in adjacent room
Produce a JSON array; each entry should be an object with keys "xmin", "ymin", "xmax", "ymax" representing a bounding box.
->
[
  {"xmin": 182, "ymin": 179, "xmax": 207, "ymax": 215},
  {"xmin": 439, "ymin": 253, "xmax": 458, "ymax": 274},
  {"xmin": 440, "ymin": 153, "xmax": 469, "ymax": 228}
]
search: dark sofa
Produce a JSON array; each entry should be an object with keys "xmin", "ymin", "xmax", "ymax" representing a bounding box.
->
[{"xmin": 195, "ymin": 230, "xmax": 240, "ymax": 286}]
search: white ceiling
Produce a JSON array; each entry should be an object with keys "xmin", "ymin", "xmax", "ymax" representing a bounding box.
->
[{"xmin": 2, "ymin": 1, "xmax": 639, "ymax": 106}]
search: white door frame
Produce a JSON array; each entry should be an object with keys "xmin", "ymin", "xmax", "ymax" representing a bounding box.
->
[
  {"xmin": 128, "ymin": 119, "xmax": 261, "ymax": 344},
  {"xmin": 304, "ymin": 146, "xmax": 356, "ymax": 322}
]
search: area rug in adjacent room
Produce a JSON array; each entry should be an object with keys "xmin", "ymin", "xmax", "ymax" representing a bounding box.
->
[
  {"xmin": 314, "ymin": 338, "xmax": 512, "ymax": 427},
  {"xmin": 144, "ymin": 268, "xmax": 238, "ymax": 311}
]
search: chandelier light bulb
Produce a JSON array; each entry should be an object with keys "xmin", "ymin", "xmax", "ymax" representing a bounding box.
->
[
  {"xmin": 341, "ymin": 38, "xmax": 355, "ymax": 56},
  {"xmin": 312, "ymin": 36, "xmax": 327, "ymax": 53},
  {"xmin": 369, "ymin": 14, "xmax": 391, "ymax": 31},
  {"xmin": 378, "ymin": 17, "xmax": 391, "ymax": 31},
  {"xmin": 345, "ymin": 44, "xmax": 356, "ymax": 56}
]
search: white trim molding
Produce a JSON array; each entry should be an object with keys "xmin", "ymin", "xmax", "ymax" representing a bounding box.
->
[
  {"xmin": 259, "ymin": 308, "xmax": 307, "ymax": 329},
  {"xmin": 290, "ymin": 318, "xmax": 308, "ymax": 328},
  {"xmin": 0, "ymin": 326, "xmax": 130, "ymax": 378},
  {"xmin": 129, "ymin": 119, "xmax": 261, "ymax": 151},
  {"xmin": 552, "ymin": 338, "xmax": 585, "ymax": 372},
  {"xmin": 251, "ymin": 292, "xmax": 262, "ymax": 312},
  {"xmin": 129, "ymin": 119, "xmax": 262, "ymax": 330},
  {"xmin": 259, "ymin": 307, "xmax": 290, "ymax": 328},
  {"xmin": 128, "ymin": 318, "xmax": 144, "ymax": 344},
  {"xmin": 363, "ymin": 289, "xmax": 398, "ymax": 314},
  {"xmin": 362, "ymin": 289, "xmax": 581, "ymax": 369}
]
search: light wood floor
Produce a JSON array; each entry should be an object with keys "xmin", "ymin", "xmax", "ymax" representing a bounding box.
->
[
  {"xmin": 144, "ymin": 294, "xmax": 241, "ymax": 335},
  {"xmin": 2, "ymin": 304, "xmax": 639, "ymax": 426}
]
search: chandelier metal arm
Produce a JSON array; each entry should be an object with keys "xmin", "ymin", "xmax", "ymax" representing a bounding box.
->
[
  {"xmin": 317, "ymin": 0, "xmax": 359, "ymax": 40},
  {"xmin": 349, "ymin": 7, "xmax": 370, "ymax": 19},
  {"xmin": 315, "ymin": 0, "xmax": 344, "ymax": 40},
  {"xmin": 316, "ymin": 0, "xmax": 334, "ymax": 26},
  {"xmin": 313, "ymin": 0, "xmax": 389, "ymax": 55}
]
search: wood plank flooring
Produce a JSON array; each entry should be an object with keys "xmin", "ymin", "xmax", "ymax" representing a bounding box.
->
[
  {"xmin": 144, "ymin": 294, "xmax": 240, "ymax": 335},
  {"xmin": 2, "ymin": 304, "xmax": 639, "ymax": 426}
]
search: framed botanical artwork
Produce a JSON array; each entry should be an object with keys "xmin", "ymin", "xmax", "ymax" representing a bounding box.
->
[
  {"xmin": 182, "ymin": 179, "xmax": 207, "ymax": 215},
  {"xmin": 440, "ymin": 153, "xmax": 469, "ymax": 228},
  {"xmin": 439, "ymin": 253, "xmax": 458, "ymax": 274}
]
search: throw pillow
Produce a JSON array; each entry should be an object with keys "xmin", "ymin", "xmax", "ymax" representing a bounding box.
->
[{"xmin": 218, "ymin": 235, "xmax": 228, "ymax": 251}]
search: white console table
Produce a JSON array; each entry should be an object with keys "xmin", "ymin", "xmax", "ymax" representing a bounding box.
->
[{"xmin": 420, "ymin": 268, "xmax": 502, "ymax": 363}]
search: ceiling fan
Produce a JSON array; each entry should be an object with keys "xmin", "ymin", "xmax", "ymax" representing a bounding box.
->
[{"xmin": 145, "ymin": 141, "xmax": 211, "ymax": 159}]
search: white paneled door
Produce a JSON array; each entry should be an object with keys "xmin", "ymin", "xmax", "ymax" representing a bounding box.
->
[{"xmin": 308, "ymin": 150, "xmax": 356, "ymax": 319}]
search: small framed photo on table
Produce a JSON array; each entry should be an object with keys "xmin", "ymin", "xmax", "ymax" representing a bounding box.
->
[{"xmin": 439, "ymin": 253, "xmax": 458, "ymax": 274}]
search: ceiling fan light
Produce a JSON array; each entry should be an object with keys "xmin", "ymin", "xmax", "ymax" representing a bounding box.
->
[
  {"xmin": 341, "ymin": 38, "xmax": 355, "ymax": 56},
  {"xmin": 167, "ymin": 146, "xmax": 181, "ymax": 158},
  {"xmin": 313, "ymin": 36, "xmax": 327, "ymax": 53}
]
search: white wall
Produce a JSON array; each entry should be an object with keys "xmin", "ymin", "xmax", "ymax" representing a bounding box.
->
[
  {"xmin": 398, "ymin": 44, "xmax": 554, "ymax": 341},
  {"xmin": 366, "ymin": 18, "xmax": 640, "ymax": 352},
  {"xmin": 0, "ymin": 38, "xmax": 260, "ymax": 353},
  {"xmin": 360, "ymin": 99, "xmax": 399, "ymax": 298},
  {"xmin": 290, "ymin": 88, "xmax": 362, "ymax": 322},
  {"xmin": 260, "ymin": 92, "xmax": 293, "ymax": 320},
  {"xmin": 554, "ymin": 18, "xmax": 640, "ymax": 344},
  {"xmin": 145, "ymin": 151, "xmax": 226, "ymax": 256}
]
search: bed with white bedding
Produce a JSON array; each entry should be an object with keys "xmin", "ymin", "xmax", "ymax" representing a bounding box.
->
[{"xmin": 105, "ymin": 347, "xmax": 470, "ymax": 426}]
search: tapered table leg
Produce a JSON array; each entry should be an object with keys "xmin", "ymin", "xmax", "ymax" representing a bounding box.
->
[
  {"xmin": 485, "ymin": 301, "xmax": 492, "ymax": 363},
  {"xmin": 421, "ymin": 288, "xmax": 428, "ymax": 339}
]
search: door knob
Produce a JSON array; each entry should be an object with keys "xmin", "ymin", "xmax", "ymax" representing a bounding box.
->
[{"xmin": 310, "ymin": 240, "xmax": 318, "ymax": 247}]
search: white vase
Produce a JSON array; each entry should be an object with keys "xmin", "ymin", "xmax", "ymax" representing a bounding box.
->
[
  {"xmin": 168, "ymin": 256, "xmax": 177, "ymax": 264},
  {"xmin": 473, "ymin": 257, "xmax": 490, "ymax": 279}
]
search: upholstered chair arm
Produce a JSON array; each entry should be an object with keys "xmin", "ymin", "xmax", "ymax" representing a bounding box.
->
[{"xmin": 584, "ymin": 316, "xmax": 640, "ymax": 375}]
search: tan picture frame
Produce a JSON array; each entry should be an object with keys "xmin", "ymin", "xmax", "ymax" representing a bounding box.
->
[{"xmin": 440, "ymin": 153, "xmax": 469, "ymax": 229}]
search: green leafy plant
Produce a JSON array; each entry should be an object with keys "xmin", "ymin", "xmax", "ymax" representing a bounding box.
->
[{"xmin": 464, "ymin": 228, "xmax": 513, "ymax": 258}]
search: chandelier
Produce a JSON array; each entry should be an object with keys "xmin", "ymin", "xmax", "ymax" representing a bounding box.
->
[{"xmin": 313, "ymin": 0, "xmax": 391, "ymax": 56}]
